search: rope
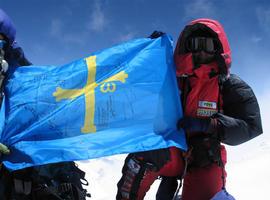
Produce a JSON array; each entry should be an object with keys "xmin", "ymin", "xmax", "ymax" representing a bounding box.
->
[
  {"xmin": 172, "ymin": 75, "xmax": 191, "ymax": 200},
  {"xmin": 172, "ymin": 148, "xmax": 192, "ymax": 200}
]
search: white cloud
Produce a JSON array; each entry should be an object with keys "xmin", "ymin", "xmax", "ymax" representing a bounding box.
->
[
  {"xmin": 50, "ymin": 19, "xmax": 63, "ymax": 38},
  {"xmin": 251, "ymin": 35, "xmax": 262, "ymax": 43},
  {"xmin": 116, "ymin": 32, "xmax": 137, "ymax": 43},
  {"xmin": 88, "ymin": 1, "xmax": 106, "ymax": 32},
  {"xmin": 49, "ymin": 18, "xmax": 85, "ymax": 45},
  {"xmin": 257, "ymin": 86, "xmax": 270, "ymax": 140},
  {"xmin": 49, "ymin": 1, "xmax": 108, "ymax": 47},
  {"xmin": 256, "ymin": 6, "xmax": 270, "ymax": 34},
  {"xmin": 183, "ymin": 0, "xmax": 217, "ymax": 20}
]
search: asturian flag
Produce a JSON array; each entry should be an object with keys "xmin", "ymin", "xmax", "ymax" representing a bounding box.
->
[{"xmin": 0, "ymin": 35, "xmax": 187, "ymax": 170}]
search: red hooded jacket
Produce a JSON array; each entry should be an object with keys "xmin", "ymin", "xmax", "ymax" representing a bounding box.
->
[{"xmin": 174, "ymin": 19, "xmax": 262, "ymax": 145}]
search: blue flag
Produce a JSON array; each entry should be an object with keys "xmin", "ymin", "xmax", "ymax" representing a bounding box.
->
[{"xmin": 0, "ymin": 35, "xmax": 187, "ymax": 170}]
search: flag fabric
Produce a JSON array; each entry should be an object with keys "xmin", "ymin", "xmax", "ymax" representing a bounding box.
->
[{"xmin": 0, "ymin": 35, "xmax": 187, "ymax": 170}]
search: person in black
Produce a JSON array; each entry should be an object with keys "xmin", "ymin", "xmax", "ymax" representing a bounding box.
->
[{"xmin": 0, "ymin": 8, "xmax": 89, "ymax": 200}]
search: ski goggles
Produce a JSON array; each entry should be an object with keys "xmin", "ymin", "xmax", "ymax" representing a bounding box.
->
[
  {"xmin": 185, "ymin": 37, "xmax": 219, "ymax": 54},
  {"xmin": 0, "ymin": 40, "xmax": 6, "ymax": 49}
]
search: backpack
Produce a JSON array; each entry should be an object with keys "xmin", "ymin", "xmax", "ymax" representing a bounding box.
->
[{"xmin": 0, "ymin": 161, "xmax": 91, "ymax": 200}]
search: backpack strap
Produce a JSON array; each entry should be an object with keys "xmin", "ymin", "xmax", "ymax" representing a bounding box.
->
[
  {"xmin": 13, "ymin": 179, "xmax": 32, "ymax": 195},
  {"xmin": 31, "ymin": 162, "xmax": 91, "ymax": 200},
  {"xmin": 32, "ymin": 184, "xmax": 63, "ymax": 200},
  {"xmin": 170, "ymin": 75, "xmax": 191, "ymax": 200},
  {"xmin": 217, "ymin": 74, "xmax": 227, "ymax": 191},
  {"xmin": 33, "ymin": 182, "xmax": 90, "ymax": 200},
  {"xmin": 177, "ymin": 74, "xmax": 191, "ymax": 114}
]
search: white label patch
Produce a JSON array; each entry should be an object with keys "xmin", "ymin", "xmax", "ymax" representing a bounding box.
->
[
  {"xmin": 197, "ymin": 108, "xmax": 218, "ymax": 117},
  {"xmin": 198, "ymin": 101, "xmax": 217, "ymax": 109}
]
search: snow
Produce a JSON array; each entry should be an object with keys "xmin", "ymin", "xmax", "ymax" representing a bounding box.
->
[
  {"xmin": 78, "ymin": 141, "xmax": 270, "ymax": 200},
  {"xmin": 78, "ymin": 89, "xmax": 270, "ymax": 200},
  {"xmin": 226, "ymin": 146, "xmax": 270, "ymax": 199},
  {"xmin": 78, "ymin": 154, "xmax": 161, "ymax": 200}
]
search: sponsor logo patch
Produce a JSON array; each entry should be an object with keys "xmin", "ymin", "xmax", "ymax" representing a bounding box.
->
[
  {"xmin": 198, "ymin": 101, "xmax": 217, "ymax": 109},
  {"xmin": 197, "ymin": 108, "xmax": 217, "ymax": 117}
]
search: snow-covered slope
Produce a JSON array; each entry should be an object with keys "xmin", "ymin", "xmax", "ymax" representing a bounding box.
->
[
  {"xmin": 78, "ymin": 90, "xmax": 269, "ymax": 200},
  {"xmin": 78, "ymin": 153, "xmax": 162, "ymax": 200},
  {"xmin": 78, "ymin": 138, "xmax": 270, "ymax": 200}
]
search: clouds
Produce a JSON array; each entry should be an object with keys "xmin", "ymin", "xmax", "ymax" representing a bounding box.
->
[
  {"xmin": 87, "ymin": 1, "xmax": 107, "ymax": 32},
  {"xmin": 257, "ymin": 83, "xmax": 270, "ymax": 139},
  {"xmin": 116, "ymin": 32, "xmax": 137, "ymax": 43},
  {"xmin": 49, "ymin": 0, "xmax": 108, "ymax": 47},
  {"xmin": 50, "ymin": 19, "xmax": 63, "ymax": 38},
  {"xmin": 256, "ymin": 6, "xmax": 270, "ymax": 34},
  {"xmin": 49, "ymin": 18, "xmax": 86, "ymax": 46},
  {"xmin": 251, "ymin": 35, "xmax": 263, "ymax": 43},
  {"xmin": 183, "ymin": 0, "xmax": 218, "ymax": 20}
]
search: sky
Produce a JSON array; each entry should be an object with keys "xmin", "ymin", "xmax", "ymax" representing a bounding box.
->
[
  {"xmin": 1, "ymin": 0, "xmax": 270, "ymax": 199},
  {"xmin": 1, "ymin": 0, "xmax": 270, "ymax": 93}
]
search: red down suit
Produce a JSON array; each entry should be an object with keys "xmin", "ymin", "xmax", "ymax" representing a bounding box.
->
[{"xmin": 116, "ymin": 18, "xmax": 263, "ymax": 200}]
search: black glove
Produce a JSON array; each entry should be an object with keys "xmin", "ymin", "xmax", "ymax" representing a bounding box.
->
[
  {"xmin": 148, "ymin": 31, "xmax": 165, "ymax": 39},
  {"xmin": 178, "ymin": 117, "xmax": 216, "ymax": 135}
]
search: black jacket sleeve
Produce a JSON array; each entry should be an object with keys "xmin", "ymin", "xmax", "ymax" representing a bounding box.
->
[{"xmin": 214, "ymin": 74, "xmax": 263, "ymax": 146}]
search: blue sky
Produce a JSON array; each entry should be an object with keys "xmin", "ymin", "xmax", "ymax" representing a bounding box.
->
[{"xmin": 1, "ymin": 0, "xmax": 270, "ymax": 94}]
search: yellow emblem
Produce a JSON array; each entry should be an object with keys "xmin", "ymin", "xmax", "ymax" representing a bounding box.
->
[{"xmin": 53, "ymin": 56, "xmax": 128, "ymax": 133}]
